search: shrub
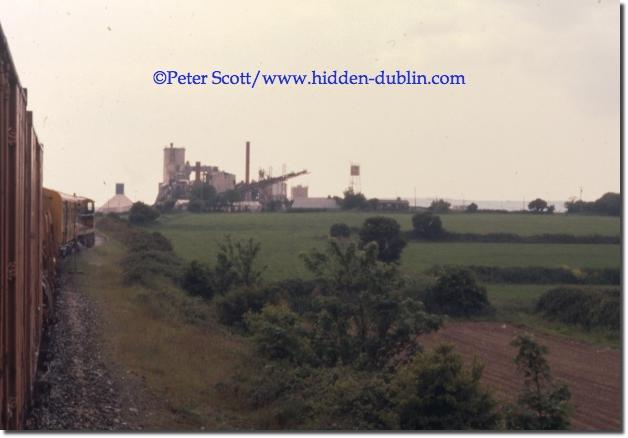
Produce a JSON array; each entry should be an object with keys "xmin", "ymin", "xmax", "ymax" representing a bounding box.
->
[
  {"xmin": 424, "ymin": 268, "xmax": 493, "ymax": 317},
  {"xmin": 358, "ymin": 217, "xmax": 406, "ymax": 263},
  {"xmin": 129, "ymin": 202, "xmax": 160, "ymax": 224},
  {"xmin": 330, "ymin": 223, "xmax": 351, "ymax": 238},
  {"xmin": 412, "ymin": 213, "xmax": 444, "ymax": 239},
  {"xmin": 536, "ymin": 287, "xmax": 620, "ymax": 331},
  {"xmin": 269, "ymin": 278, "xmax": 319, "ymax": 315},
  {"xmin": 181, "ymin": 261, "xmax": 214, "ymax": 299},
  {"xmin": 126, "ymin": 231, "xmax": 173, "ymax": 252},
  {"xmin": 215, "ymin": 286, "xmax": 271, "ymax": 328},
  {"xmin": 121, "ymin": 249, "xmax": 182, "ymax": 285},
  {"xmin": 246, "ymin": 304, "xmax": 313, "ymax": 364},
  {"xmin": 392, "ymin": 344, "xmax": 500, "ymax": 430}
]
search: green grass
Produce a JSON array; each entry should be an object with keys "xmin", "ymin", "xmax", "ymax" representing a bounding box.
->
[
  {"xmin": 76, "ymin": 236, "xmax": 256, "ymax": 430},
  {"xmin": 148, "ymin": 212, "xmax": 620, "ymax": 282},
  {"xmin": 440, "ymin": 213, "xmax": 620, "ymax": 236}
]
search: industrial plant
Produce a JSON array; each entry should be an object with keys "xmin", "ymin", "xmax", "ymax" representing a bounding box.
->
[{"xmin": 154, "ymin": 141, "xmax": 308, "ymax": 211}]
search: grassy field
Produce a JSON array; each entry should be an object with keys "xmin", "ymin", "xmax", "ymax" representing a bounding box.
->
[
  {"xmin": 147, "ymin": 212, "xmax": 620, "ymax": 281},
  {"xmin": 79, "ymin": 211, "xmax": 619, "ymax": 430},
  {"xmin": 76, "ymin": 238, "xmax": 255, "ymax": 430},
  {"xmin": 439, "ymin": 213, "xmax": 620, "ymax": 236}
]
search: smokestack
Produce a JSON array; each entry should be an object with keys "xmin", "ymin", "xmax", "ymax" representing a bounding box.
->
[
  {"xmin": 195, "ymin": 161, "xmax": 201, "ymax": 182},
  {"xmin": 245, "ymin": 141, "xmax": 250, "ymax": 184}
]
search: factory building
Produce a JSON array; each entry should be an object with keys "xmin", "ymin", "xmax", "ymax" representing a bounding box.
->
[
  {"xmin": 291, "ymin": 185, "xmax": 308, "ymax": 199},
  {"xmin": 156, "ymin": 143, "xmax": 236, "ymax": 204},
  {"xmin": 291, "ymin": 197, "xmax": 340, "ymax": 211},
  {"xmin": 163, "ymin": 143, "xmax": 186, "ymax": 184},
  {"xmin": 97, "ymin": 183, "xmax": 134, "ymax": 213}
]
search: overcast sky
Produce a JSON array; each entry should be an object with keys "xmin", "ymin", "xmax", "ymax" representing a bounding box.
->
[{"xmin": 0, "ymin": 0, "xmax": 619, "ymax": 206}]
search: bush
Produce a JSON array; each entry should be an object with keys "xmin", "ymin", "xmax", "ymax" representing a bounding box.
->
[
  {"xmin": 536, "ymin": 287, "xmax": 620, "ymax": 331},
  {"xmin": 268, "ymin": 278, "xmax": 319, "ymax": 315},
  {"xmin": 126, "ymin": 231, "xmax": 173, "ymax": 252},
  {"xmin": 392, "ymin": 344, "xmax": 500, "ymax": 430},
  {"xmin": 424, "ymin": 268, "xmax": 493, "ymax": 317},
  {"xmin": 121, "ymin": 249, "xmax": 182, "ymax": 285},
  {"xmin": 412, "ymin": 213, "xmax": 444, "ymax": 239},
  {"xmin": 330, "ymin": 223, "xmax": 351, "ymax": 238},
  {"xmin": 246, "ymin": 304, "xmax": 313, "ymax": 364},
  {"xmin": 215, "ymin": 286, "xmax": 271, "ymax": 328},
  {"xmin": 358, "ymin": 217, "xmax": 406, "ymax": 263},
  {"xmin": 181, "ymin": 261, "xmax": 214, "ymax": 299},
  {"xmin": 129, "ymin": 202, "xmax": 160, "ymax": 224}
]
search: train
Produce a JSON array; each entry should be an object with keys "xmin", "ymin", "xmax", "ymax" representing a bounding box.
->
[{"xmin": 0, "ymin": 23, "xmax": 95, "ymax": 429}]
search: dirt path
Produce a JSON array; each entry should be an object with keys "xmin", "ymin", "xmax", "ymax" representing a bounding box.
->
[
  {"xmin": 419, "ymin": 321, "xmax": 621, "ymax": 431},
  {"xmin": 24, "ymin": 260, "xmax": 157, "ymax": 431}
]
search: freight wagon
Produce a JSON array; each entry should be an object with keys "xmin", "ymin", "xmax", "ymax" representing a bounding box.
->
[{"xmin": 0, "ymin": 22, "xmax": 95, "ymax": 429}]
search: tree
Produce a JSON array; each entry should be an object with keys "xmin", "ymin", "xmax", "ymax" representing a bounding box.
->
[
  {"xmin": 330, "ymin": 223, "xmax": 351, "ymax": 238},
  {"xmin": 301, "ymin": 240, "xmax": 441, "ymax": 369},
  {"xmin": 214, "ymin": 235, "xmax": 266, "ymax": 293},
  {"xmin": 565, "ymin": 192, "xmax": 620, "ymax": 216},
  {"xmin": 428, "ymin": 199, "xmax": 451, "ymax": 213},
  {"xmin": 190, "ymin": 182, "xmax": 218, "ymax": 209},
  {"xmin": 358, "ymin": 217, "xmax": 407, "ymax": 263},
  {"xmin": 424, "ymin": 268, "xmax": 492, "ymax": 317},
  {"xmin": 219, "ymin": 189, "xmax": 243, "ymax": 211},
  {"xmin": 506, "ymin": 334, "xmax": 571, "ymax": 430},
  {"xmin": 129, "ymin": 202, "xmax": 160, "ymax": 224},
  {"xmin": 466, "ymin": 202, "xmax": 478, "ymax": 213},
  {"xmin": 528, "ymin": 198, "xmax": 548, "ymax": 213},
  {"xmin": 412, "ymin": 213, "xmax": 444, "ymax": 239},
  {"xmin": 392, "ymin": 344, "xmax": 500, "ymax": 430},
  {"xmin": 593, "ymin": 192, "xmax": 621, "ymax": 216},
  {"xmin": 341, "ymin": 188, "xmax": 368, "ymax": 210}
]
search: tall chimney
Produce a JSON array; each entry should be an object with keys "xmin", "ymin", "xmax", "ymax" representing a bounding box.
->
[
  {"xmin": 245, "ymin": 141, "xmax": 250, "ymax": 184},
  {"xmin": 195, "ymin": 161, "xmax": 201, "ymax": 182}
]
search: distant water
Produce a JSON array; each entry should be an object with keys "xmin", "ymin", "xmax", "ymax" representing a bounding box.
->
[{"xmin": 403, "ymin": 198, "xmax": 567, "ymax": 213}]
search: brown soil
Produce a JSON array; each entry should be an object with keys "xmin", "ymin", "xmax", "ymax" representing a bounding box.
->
[{"xmin": 419, "ymin": 321, "xmax": 621, "ymax": 431}]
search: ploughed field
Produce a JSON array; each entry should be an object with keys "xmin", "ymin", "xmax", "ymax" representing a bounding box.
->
[
  {"xmin": 150, "ymin": 212, "xmax": 620, "ymax": 281},
  {"xmin": 420, "ymin": 321, "xmax": 621, "ymax": 431}
]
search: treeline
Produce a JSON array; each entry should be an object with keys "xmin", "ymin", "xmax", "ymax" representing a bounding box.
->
[
  {"xmin": 564, "ymin": 192, "xmax": 620, "ymax": 216},
  {"xmin": 410, "ymin": 212, "xmax": 619, "ymax": 244}
]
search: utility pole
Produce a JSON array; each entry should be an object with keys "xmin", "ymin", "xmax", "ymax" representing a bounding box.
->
[{"xmin": 414, "ymin": 187, "xmax": 417, "ymax": 210}]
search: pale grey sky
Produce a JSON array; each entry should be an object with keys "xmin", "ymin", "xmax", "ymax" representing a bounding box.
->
[{"xmin": 0, "ymin": 0, "xmax": 619, "ymax": 206}]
